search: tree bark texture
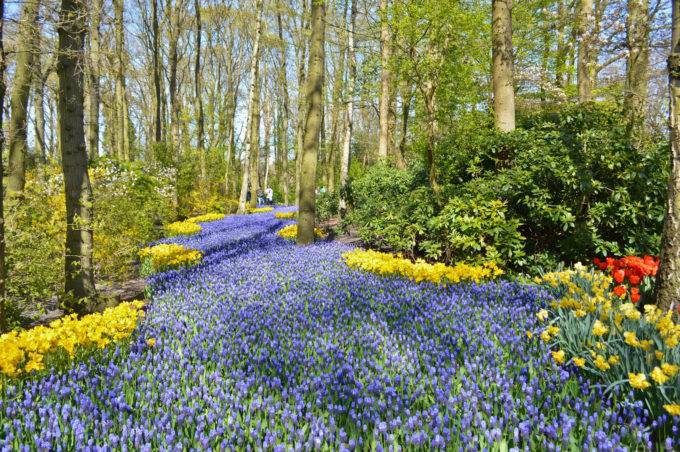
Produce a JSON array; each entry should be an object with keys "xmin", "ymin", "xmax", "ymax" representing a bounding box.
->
[
  {"xmin": 297, "ymin": 0, "xmax": 324, "ymax": 245},
  {"xmin": 153, "ymin": 0, "xmax": 162, "ymax": 143},
  {"xmin": 33, "ymin": 56, "xmax": 47, "ymax": 163},
  {"xmin": 377, "ymin": 0, "xmax": 391, "ymax": 159},
  {"xmin": 0, "ymin": 0, "xmax": 8, "ymax": 332},
  {"xmin": 339, "ymin": 0, "xmax": 356, "ymax": 213},
  {"xmin": 655, "ymin": 0, "xmax": 680, "ymax": 315},
  {"xmin": 237, "ymin": 0, "xmax": 264, "ymax": 214},
  {"xmin": 114, "ymin": 0, "xmax": 128, "ymax": 160},
  {"xmin": 195, "ymin": 0, "xmax": 206, "ymax": 185},
  {"xmin": 491, "ymin": 0, "xmax": 515, "ymax": 132},
  {"xmin": 7, "ymin": 0, "xmax": 41, "ymax": 193},
  {"xmin": 86, "ymin": 0, "xmax": 101, "ymax": 160},
  {"xmin": 57, "ymin": 0, "xmax": 98, "ymax": 312},
  {"xmin": 277, "ymin": 6, "xmax": 291, "ymax": 205},
  {"xmin": 250, "ymin": 82, "xmax": 261, "ymax": 195},
  {"xmin": 577, "ymin": 0, "xmax": 594, "ymax": 103},
  {"xmin": 625, "ymin": 0, "xmax": 649, "ymax": 129},
  {"xmin": 169, "ymin": 0, "xmax": 183, "ymax": 157}
]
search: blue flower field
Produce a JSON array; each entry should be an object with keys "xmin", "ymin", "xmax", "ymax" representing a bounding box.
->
[{"xmin": 1, "ymin": 207, "xmax": 677, "ymax": 451}]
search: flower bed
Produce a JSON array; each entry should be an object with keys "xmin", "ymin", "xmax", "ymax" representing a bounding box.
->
[
  {"xmin": 138, "ymin": 243, "xmax": 203, "ymax": 274},
  {"xmin": 274, "ymin": 212, "xmax": 297, "ymax": 219},
  {"xmin": 248, "ymin": 206, "xmax": 274, "ymax": 214},
  {"xmin": 276, "ymin": 223, "xmax": 326, "ymax": 240},
  {"xmin": 1, "ymin": 216, "xmax": 678, "ymax": 450},
  {"xmin": 166, "ymin": 220, "xmax": 202, "ymax": 236},
  {"xmin": 343, "ymin": 248, "xmax": 503, "ymax": 285},
  {"xmin": 186, "ymin": 213, "xmax": 225, "ymax": 223},
  {"xmin": 0, "ymin": 301, "xmax": 145, "ymax": 378}
]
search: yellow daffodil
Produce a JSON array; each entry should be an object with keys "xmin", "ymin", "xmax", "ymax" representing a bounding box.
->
[
  {"xmin": 592, "ymin": 320, "xmax": 609, "ymax": 336},
  {"xmin": 552, "ymin": 350, "xmax": 565, "ymax": 364},
  {"xmin": 628, "ymin": 373, "xmax": 651, "ymax": 390},
  {"xmin": 572, "ymin": 357, "xmax": 586, "ymax": 367},
  {"xmin": 650, "ymin": 366, "xmax": 669, "ymax": 385},
  {"xmin": 663, "ymin": 404, "xmax": 680, "ymax": 416},
  {"xmin": 662, "ymin": 363, "xmax": 679, "ymax": 377}
]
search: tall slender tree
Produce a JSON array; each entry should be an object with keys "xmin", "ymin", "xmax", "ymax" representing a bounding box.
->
[
  {"xmin": 577, "ymin": 0, "xmax": 594, "ymax": 103},
  {"xmin": 377, "ymin": 0, "xmax": 392, "ymax": 160},
  {"xmin": 7, "ymin": 0, "xmax": 41, "ymax": 193},
  {"xmin": 492, "ymin": 0, "xmax": 515, "ymax": 132},
  {"xmin": 655, "ymin": 0, "xmax": 680, "ymax": 315},
  {"xmin": 297, "ymin": 0, "xmax": 325, "ymax": 244},
  {"xmin": 339, "ymin": 0, "xmax": 356, "ymax": 214},
  {"xmin": 625, "ymin": 0, "xmax": 649, "ymax": 129},
  {"xmin": 57, "ymin": 0, "xmax": 98, "ymax": 312},
  {"xmin": 237, "ymin": 0, "xmax": 265, "ymax": 214},
  {"xmin": 114, "ymin": 0, "xmax": 129, "ymax": 160},
  {"xmin": 0, "ymin": 0, "xmax": 8, "ymax": 332},
  {"xmin": 152, "ymin": 0, "xmax": 162, "ymax": 143},
  {"xmin": 86, "ymin": 0, "xmax": 101, "ymax": 160},
  {"xmin": 195, "ymin": 0, "xmax": 206, "ymax": 186},
  {"xmin": 277, "ymin": 5, "xmax": 291, "ymax": 205}
]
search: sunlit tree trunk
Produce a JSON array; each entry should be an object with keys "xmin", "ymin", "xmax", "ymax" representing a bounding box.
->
[
  {"xmin": 625, "ymin": 0, "xmax": 649, "ymax": 130},
  {"xmin": 492, "ymin": 0, "xmax": 515, "ymax": 132},
  {"xmin": 577, "ymin": 0, "xmax": 593, "ymax": 102},
  {"xmin": 7, "ymin": 0, "xmax": 41, "ymax": 193},
  {"xmin": 237, "ymin": 0, "xmax": 264, "ymax": 214},
  {"xmin": 339, "ymin": 0, "xmax": 356, "ymax": 214},
  {"xmin": 0, "ymin": 0, "xmax": 8, "ymax": 332},
  {"xmin": 555, "ymin": 0, "xmax": 567, "ymax": 89},
  {"xmin": 655, "ymin": 0, "xmax": 680, "ymax": 315},
  {"xmin": 169, "ymin": 0, "xmax": 183, "ymax": 158},
  {"xmin": 297, "ymin": 0, "xmax": 324, "ymax": 245},
  {"xmin": 86, "ymin": 0, "xmax": 101, "ymax": 160},
  {"xmin": 33, "ymin": 56, "xmax": 47, "ymax": 163},
  {"xmin": 114, "ymin": 0, "xmax": 128, "ymax": 160},
  {"xmin": 295, "ymin": 0, "xmax": 309, "ymax": 206},
  {"xmin": 152, "ymin": 0, "xmax": 161, "ymax": 143},
  {"xmin": 377, "ymin": 0, "xmax": 391, "ymax": 160},
  {"xmin": 58, "ymin": 0, "xmax": 98, "ymax": 312},
  {"xmin": 250, "ymin": 82, "xmax": 261, "ymax": 196},
  {"xmin": 277, "ymin": 6, "xmax": 291, "ymax": 205},
  {"xmin": 195, "ymin": 0, "xmax": 206, "ymax": 187}
]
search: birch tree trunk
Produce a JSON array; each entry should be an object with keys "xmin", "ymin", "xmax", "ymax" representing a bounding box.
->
[
  {"xmin": 297, "ymin": 0, "xmax": 324, "ymax": 245},
  {"xmin": 377, "ymin": 0, "xmax": 391, "ymax": 160},
  {"xmin": 86, "ymin": 0, "xmax": 101, "ymax": 160},
  {"xmin": 250, "ymin": 82, "xmax": 261, "ymax": 196},
  {"xmin": 339, "ymin": 0, "xmax": 356, "ymax": 214},
  {"xmin": 58, "ymin": 0, "xmax": 98, "ymax": 312},
  {"xmin": 577, "ymin": 0, "xmax": 594, "ymax": 103},
  {"xmin": 625, "ymin": 0, "xmax": 649, "ymax": 129},
  {"xmin": 491, "ymin": 0, "xmax": 515, "ymax": 132},
  {"xmin": 7, "ymin": 0, "xmax": 41, "ymax": 193},
  {"xmin": 654, "ymin": 0, "xmax": 680, "ymax": 315},
  {"xmin": 237, "ymin": 0, "xmax": 264, "ymax": 214}
]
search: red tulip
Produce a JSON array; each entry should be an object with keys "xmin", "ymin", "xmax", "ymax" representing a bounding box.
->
[
  {"xmin": 631, "ymin": 293, "xmax": 641, "ymax": 303},
  {"xmin": 629, "ymin": 274, "xmax": 641, "ymax": 285},
  {"xmin": 613, "ymin": 286, "xmax": 626, "ymax": 297},
  {"xmin": 613, "ymin": 270, "xmax": 625, "ymax": 284}
]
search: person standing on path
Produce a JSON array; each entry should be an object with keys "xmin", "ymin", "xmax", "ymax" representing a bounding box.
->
[{"xmin": 265, "ymin": 186, "xmax": 274, "ymax": 205}]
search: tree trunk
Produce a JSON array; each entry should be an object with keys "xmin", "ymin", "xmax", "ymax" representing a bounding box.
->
[
  {"xmin": 339, "ymin": 0, "xmax": 356, "ymax": 214},
  {"xmin": 250, "ymin": 82, "xmax": 261, "ymax": 196},
  {"xmin": 423, "ymin": 89, "xmax": 439, "ymax": 192},
  {"xmin": 58, "ymin": 0, "xmax": 98, "ymax": 312},
  {"xmin": 295, "ymin": 0, "xmax": 310, "ymax": 206},
  {"xmin": 625, "ymin": 0, "xmax": 649, "ymax": 129},
  {"xmin": 263, "ymin": 97, "xmax": 271, "ymax": 189},
  {"xmin": 86, "ymin": 0, "xmax": 101, "ymax": 160},
  {"xmin": 114, "ymin": 0, "xmax": 127, "ymax": 160},
  {"xmin": 396, "ymin": 81, "xmax": 412, "ymax": 171},
  {"xmin": 7, "ymin": 0, "xmax": 41, "ymax": 193},
  {"xmin": 555, "ymin": 0, "xmax": 566, "ymax": 88},
  {"xmin": 491, "ymin": 0, "xmax": 515, "ymax": 132},
  {"xmin": 169, "ymin": 0, "xmax": 183, "ymax": 158},
  {"xmin": 655, "ymin": 0, "xmax": 680, "ymax": 315},
  {"xmin": 195, "ymin": 0, "xmax": 206, "ymax": 186},
  {"xmin": 297, "ymin": 0, "xmax": 324, "ymax": 245},
  {"xmin": 153, "ymin": 0, "xmax": 161, "ymax": 143},
  {"xmin": 577, "ymin": 0, "xmax": 594, "ymax": 103},
  {"xmin": 33, "ymin": 57, "xmax": 47, "ymax": 163},
  {"xmin": 0, "ymin": 0, "xmax": 8, "ymax": 332},
  {"xmin": 237, "ymin": 0, "xmax": 264, "ymax": 214},
  {"xmin": 377, "ymin": 0, "xmax": 391, "ymax": 160},
  {"xmin": 277, "ymin": 6, "xmax": 291, "ymax": 205}
]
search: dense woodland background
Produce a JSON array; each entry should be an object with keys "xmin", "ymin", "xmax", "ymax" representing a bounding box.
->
[{"xmin": 0, "ymin": 0, "xmax": 674, "ymax": 328}]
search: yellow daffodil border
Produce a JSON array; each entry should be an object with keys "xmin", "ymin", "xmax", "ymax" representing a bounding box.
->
[
  {"xmin": 0, "ymin": 301, "xmax": 146, "ymax": 379},
  {"xmin": 187, "ymin": 213, "xmax": 225, "ymax": 223},
  {"xmin": 138, "ymin": 243, "xmax": 203, "ymax": 274},
  {"xmin": 275, "ymin": 212, "xmax": 297, "ymax": 219},
  {"xmin": 166, "ymin": 220, "xmax": 202, "ymax": 236},
  {"xmin": 248, "ymin": 207, "xmax": 274, "ymax": 214},
  {"xmin": 276, "ymin": 224, "xmax": 326, "ymax": 240},
  {"xmin": 342, "ymin": 249, "xmax": 503, "ymax": 286},
  {"xmin": 531, "ymin": 264, "xmax": 680, "ymax": 418}
]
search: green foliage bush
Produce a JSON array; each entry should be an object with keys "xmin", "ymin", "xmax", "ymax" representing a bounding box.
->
[
  {"xmin": 6, "ymin": 158, "xmax": 174, "ymax": 321},
  {"xmin": 347, "ymin": 103, "xmax": 668, "ymax": 272}
]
